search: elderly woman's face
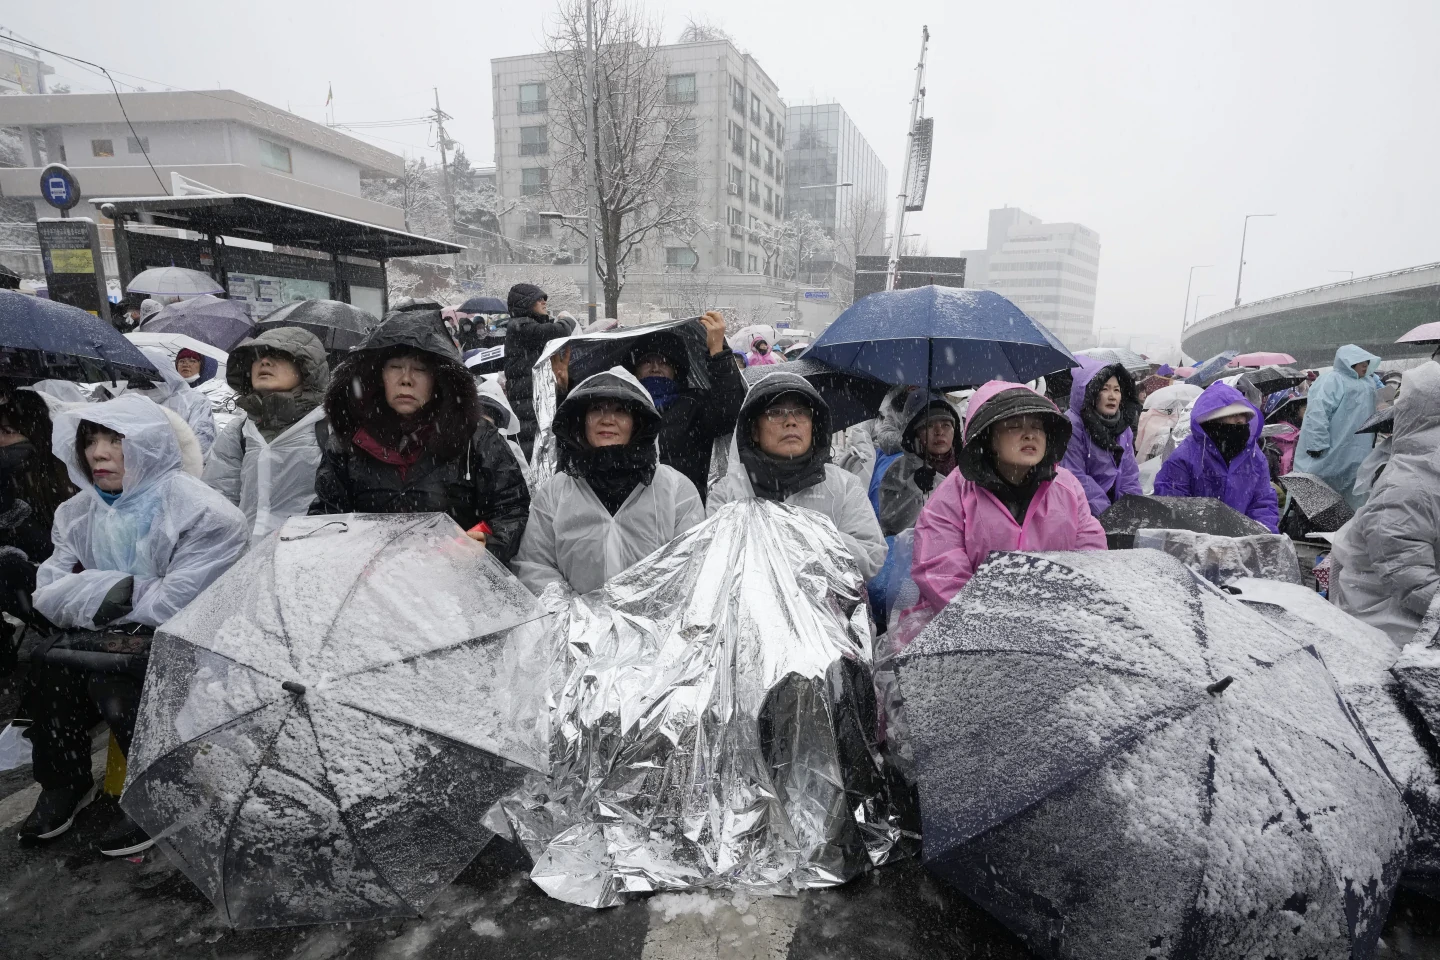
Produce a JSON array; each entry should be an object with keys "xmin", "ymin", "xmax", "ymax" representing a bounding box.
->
[
  {"xmin": 585, "ymin": 400, "xmax": 635, "ymax": 447},
  {"xmin": 753, "ymin": 398, "xmax": 813, "ymax": 458},
  {"xmin": 382, "ymin": 355, "xmax": 434, "ymax": 416},
  {"xmin": 85, "ymin": 427, "xmax": 126, "ymax": 492}
]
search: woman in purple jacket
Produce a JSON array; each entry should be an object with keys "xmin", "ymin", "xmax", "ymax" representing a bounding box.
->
[
  {"xmin": 1060, "ymin": 359, "xmax": 1142, "ymax": 516},
  {"xmin": 1153, "ymin": 381, "xmax": 1280, "ymax": 533}
]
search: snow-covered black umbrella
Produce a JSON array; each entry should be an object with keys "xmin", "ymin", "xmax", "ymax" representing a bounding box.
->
[
  {"xmin": 897, "ymin": 549, "xmax": 1412, "ymax": 960},
  {"xmin": 1279, "ymin": 471, "xmax": 1355, "ymax": 533},
  {"xmin": 121, "ymin": 513, "xmax": 552, "ymax": 928},
  {"xmin": 1099, "ymin": 493, "xmax": 1269, "ymax": 548},
  {"xmin": 1240, "ymin": 364, "xmax": 1308, "ymax": 396}
]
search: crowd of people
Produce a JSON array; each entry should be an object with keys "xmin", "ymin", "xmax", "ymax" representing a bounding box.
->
[{"xmin": 0, "ymin": 280, "xmax": 1431, "ymax": 874}]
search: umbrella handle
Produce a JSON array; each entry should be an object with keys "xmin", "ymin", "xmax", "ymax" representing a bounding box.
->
[
  {"xmin": 280, "ymin": 520, "xmax": 349, "ymax": 541},
  {"xmin": 1206, "ymin": 676, "xmax": 1234, "ymax": 696}
]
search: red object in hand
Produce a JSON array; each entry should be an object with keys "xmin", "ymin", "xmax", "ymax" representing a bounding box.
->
[{"xmin": 468, "ymin": 521, "xmax": 493, "ymax": 537}]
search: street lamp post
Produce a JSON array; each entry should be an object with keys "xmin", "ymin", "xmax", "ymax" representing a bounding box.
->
[
  {"xmin": 1183, "ymin": 264, "xmax": 1211, "ymax": 330},
  {"xmin": 582, "ymin": 0, "xmax": 599, "ymax": 325},
  {"xmin": 1233, "ymin": 213, "xmax": 1276, "ymax": 307},
  {"xmin": 1193, "ymin": 293, "xmax": 1218, "ymax": 325}
]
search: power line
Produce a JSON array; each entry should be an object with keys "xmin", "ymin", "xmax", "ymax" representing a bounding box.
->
[{"xmin": 8, "ymin": 36, "xmax": 168, "ymax": 195}]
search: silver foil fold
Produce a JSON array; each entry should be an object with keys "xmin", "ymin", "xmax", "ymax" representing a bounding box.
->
[{"xmin": 498, "ymin": 499, "xmax": 910, "ymax": 907}]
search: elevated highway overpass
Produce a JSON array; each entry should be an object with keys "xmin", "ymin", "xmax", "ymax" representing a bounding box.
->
[{"xmin": 1182, "ymin": 262, "xmax": 1440, "ymax": 367}]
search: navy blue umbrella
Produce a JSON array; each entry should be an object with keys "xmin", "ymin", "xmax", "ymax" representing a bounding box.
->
[
  {"xmin": 807, "ymin": 286, "xmax": 1075, "ymax": 391},
  {"xmin": 0, "ymin": 290, "xmax": 158, "ymax": 383},
  {"xmin": 1183, "ymin": 351, "xmax": 1238, "ymax": 387},
  {"xmin": 459, "ymin": 296, "xmax": 509, "ymax": 315}
]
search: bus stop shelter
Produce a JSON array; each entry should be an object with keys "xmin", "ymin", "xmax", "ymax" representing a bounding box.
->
[{"xmin": 93, "ymin": 193, "xmax": 462, "ymax": 318}]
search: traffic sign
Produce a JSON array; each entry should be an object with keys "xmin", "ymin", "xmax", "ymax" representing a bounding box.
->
[
  {"xmin": 39, "ymin": 163, "xmax": 81, "ymax": 213},
  {"xmin": 803, "ymin": 290, "xmax": 830, "ymax": 300}
]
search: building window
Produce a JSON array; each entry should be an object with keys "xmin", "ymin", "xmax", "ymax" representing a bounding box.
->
[
  {"xmin": 727, "ymin": 207, "xmax": 744, "ymax": 226},
  {"xmin": 666, "ymin": 247, "xmax": 699, "ymax": 270},
  {"xmin": 777, "ymin": 121, "xmax": 784, "ymax": 145},
  {"xmin": 521, "ymin": 167, "xmax": 549, "ymax": 196},
  {"xmin": 665, "ymin": 73, "xmax": 697, "ymax": 104},
  {"xmin": 765, "ymin": 109, "xmax": 775, "ymax": 140},
  {"xmin": 728, "ymin": 164, "xmax": 744, "ymax": 196},
  {"xmin": 728, "ymin": 248, "xmax": 744, "ymax": 270},
  {"xmin": 91, "ymin": 139, "xmax": 114, "ymax": 158},
  {"xmin": 673, "ymin": 118, "xmax": 698, "ymax": 149},
  {"xmin": 126, "ymin": 136, "xmax": 149, "ymax": 154},
  {"xmin": 259, "ymin": 138, "xmax": 292, "ymax": 172},
  {"xmin": 747, "ymin": 254, "xmax": 759, "ymax": 273},
  {"xmin": 750, "ymin": 93, "xmax": 761, "ymax": 124},
  {"xmin": 749, "ymin": 175, "xmax": 760, "ymax": 204},
  {"xmin": 730, "ymin": 77, "xmax": 746, "ymax": 114},
  {"xmin": 729, "ymin": 120, "xmax": 745, "ymax": 156},
  {"xmin": 518, "ymin": 82, "xmax": 547, "ymax": 113},
  {"xmin": 749, "ymin": 135, "xmax": 760, "ymax": 164},
  {"xmin": 765, "ymin": 148, "xmax": 774, "ymax": 177},
  {"xmin": 764, "ymin": 186, "xmax": 774, "ymax": 215},
  {"xmin": 775, "ymin": 159, "xmax": 783, "ymax": 185},
  {"xmin": 522, "ymin": 210, "xmax": 551, "ymax": 238},
  {"xmin": 520, "ymin": 125, "xmax": 548, "ymax": 156}
]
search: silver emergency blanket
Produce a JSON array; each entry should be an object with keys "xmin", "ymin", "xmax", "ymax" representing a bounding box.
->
[
  {"xmin": 497, "ymin": 499, "xmax": 905, "ymax": 908},
  {"xmin": 1134, "ymin": 527, "xmax": 1301, "ymax": 585}
]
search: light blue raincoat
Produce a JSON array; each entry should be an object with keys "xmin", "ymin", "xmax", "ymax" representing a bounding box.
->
[
  {"xmin": 33, "ymin": 394, "xmax": 247, "ymax": 629},
  {"xmin": 1295, "ymin": 344, "xmax": 1382, "ymax": 508}
]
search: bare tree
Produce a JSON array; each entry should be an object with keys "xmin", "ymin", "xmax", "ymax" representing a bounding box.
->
[
  {"xmin": 544, "ymin": 0, "xmax": 701, "ymax": 318},
  {"xmin": 832, "ymin": 191, "xmax": 888, "ymax": 306},
  {"xmin": 677, "ymin": 16, "xmax": 737, "ymax": 45}
]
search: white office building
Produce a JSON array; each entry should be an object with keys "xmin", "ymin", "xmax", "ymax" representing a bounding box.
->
[
  {"xmin": 962, "ymin": 207, "xmax": 1101, "ymax": 350},
  {"xmin": 0, "ymin": 90, "xmax": 406, "ymax": 228}
]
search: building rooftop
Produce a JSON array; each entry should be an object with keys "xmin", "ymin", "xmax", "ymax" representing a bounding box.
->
[{"xmin": 0, "ymin": 90, "xmax": 403, "ymax": 178}]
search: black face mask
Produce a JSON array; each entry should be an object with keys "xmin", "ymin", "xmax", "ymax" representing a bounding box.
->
[
  {"xmin": 0, "ymin": 441, "xmax": 35, "ymax": 478},
  {"xmin": 1202, "ymin": 420, "xmax": 1252, "ymax": 463}
]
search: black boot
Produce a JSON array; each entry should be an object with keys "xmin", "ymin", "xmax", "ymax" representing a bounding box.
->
[{"xmin": 17, "ymin": 781, "xmax": 96, "ymax": 845}]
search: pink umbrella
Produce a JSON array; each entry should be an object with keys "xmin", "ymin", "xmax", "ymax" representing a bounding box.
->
[
  {"xmin": 1398, "ymin": 322, "xmax": 1440, "ymax": 345},
  {"xmin": 1227, "ymin": 351, "xmax": 1297, "ymax": 368},
  {"xmin": 1173, "ymin": 366, "xmax": 1196, "ymax": 378}
]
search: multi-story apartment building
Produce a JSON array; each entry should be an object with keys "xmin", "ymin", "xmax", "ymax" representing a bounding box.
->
[
  {"xmin": 963, "ymin": 207, "xmax": 1102, "ymax": 350},
  {"xmin": 490, "ymin": 38, "xmax": 788, "ymax": 275},
  {"xmin": 783, "ymin": 103, "xmax": 888, "ymax": 287}
]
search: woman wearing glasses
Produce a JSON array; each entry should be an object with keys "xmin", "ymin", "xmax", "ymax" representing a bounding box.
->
[
  {"xmin": 513, "ymin": 367, "xmax": 705, "ymax": 596},
  {"xmin": 909, "ymin": 380, "xmax": 1107, "ymax": 615},
  {"xmin": 708, "ymin": 371, "xmax": 887, "ymax": 579}
]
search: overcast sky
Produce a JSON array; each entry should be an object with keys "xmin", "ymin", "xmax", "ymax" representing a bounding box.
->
[{"xmin": 6, "ymin": 0, "xmax": 1437, "ymax": 348}]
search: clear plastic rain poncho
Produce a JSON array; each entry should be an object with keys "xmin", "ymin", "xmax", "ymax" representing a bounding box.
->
[
  {"xmin": 497, "ymin": 499, "xmax": 907, "ymax": 908},
  {"xmin": 202, "ymin": 405, "xmax": 327, "ymax": 545},
  {"xmin": 121, "ymin": 512, "xmax": 553, "ymax": 928},
  {"xmin": 33, "ymin": 394, "xmax": 247, "ymax": 629},
  {"xmin": 99, "ymin": 344, "xmax": 219, "ymax": 453}
]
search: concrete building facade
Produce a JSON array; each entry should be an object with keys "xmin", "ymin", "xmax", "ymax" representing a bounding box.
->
[
  {"xmin": 490, "ymin": 39, "xmax": 788, "ymax": 275},
  {"xmin": 962, "ymin": 207, "xmax": 1101, "ymax": 350},
  {"xmin": 783, "ymin": 103, "xmax": 888, "ymax": 288},
  {"xmin": 0, "ymin": 90, "xmax": 406, "ymax": 228}
]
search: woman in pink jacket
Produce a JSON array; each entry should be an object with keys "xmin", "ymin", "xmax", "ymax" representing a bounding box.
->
[{"xmin": 910, "ymin": 380, "xmax": 1108, "ymax": 613}]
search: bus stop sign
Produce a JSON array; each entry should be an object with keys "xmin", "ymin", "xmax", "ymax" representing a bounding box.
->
[{"xmin": 39, "ymin": 164, "xmax": 81, "ymax": 213}]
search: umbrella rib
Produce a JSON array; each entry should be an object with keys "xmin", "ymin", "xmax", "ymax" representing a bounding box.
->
[
  {"xmin": 281, "ymin": 515, "xmax": 432, "ymax": 674},
  {"xmin": 325, "ymin": 612, "xmax": 551, "ymax": 686},
  {"xmin": 126, "ymin": 696, "xmax": 280, "ymax": 784},
  {"xmin": 299, "ymin": 705, "xmax": 419, "ymax": 915},
  {"xmin": 957, "ymin": 695, "xmax": 1210, "ymax": 849},
  {"xmin": 215, "ymin": 699, "xmax": 296, "ymax": 925}
]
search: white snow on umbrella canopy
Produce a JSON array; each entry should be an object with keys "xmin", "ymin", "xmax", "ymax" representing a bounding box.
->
[
  {"xmin": 1227, "ymin": 578, "xmax": 1440, "ymax": 891},
  {"xmin": 120, "ymin": 513, "xmax": 555, "ymax": 927},
  {"xmin": 896, "ymin": 549, "xmax": 1413, "ymax": 960}
]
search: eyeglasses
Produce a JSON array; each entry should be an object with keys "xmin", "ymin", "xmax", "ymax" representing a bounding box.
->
[
  {"xmin": 993, "ymin": 415, "xmax": 1048, "ymax": 435},
  {"xmin": 762, "ymin": 405, "xmax": 813, "ymax": 424}
]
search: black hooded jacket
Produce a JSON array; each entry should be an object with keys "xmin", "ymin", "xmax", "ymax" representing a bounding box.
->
[
  {"xmin": 502, "ymin": 284, "xmax": 575, "ymax": 453},
  {"xmin": 628, "ymin": 329, "xmax": 746, "ymax": 501},
  {"xmin": 309, "ymin": 310, "xmax": 531, "ymax": 563},
  {"xmin": 734, "ymin": 372, "xmax": 833, "ymax": 502}
]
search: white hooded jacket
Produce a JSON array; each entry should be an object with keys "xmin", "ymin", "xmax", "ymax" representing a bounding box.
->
[
  {"xmin": 513, "ymin": 368, "xmax": 705, "ymax": 596},
  {"xmin": 1331, "ymin": 360, "xmax": 1440, "ymax": 645},
  {"xmin": 33, "ymin": 394, "xmax": 247, "ymax": 629},
  {"xmin": 95, "ymin": 345, "xmax": 218, "ymax": 454}
]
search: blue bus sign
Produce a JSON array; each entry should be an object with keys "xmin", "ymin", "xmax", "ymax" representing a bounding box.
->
[
  {"xmin": 803, "ymin": 290, "xmax": 830, "ymax": 300},
  {"xmin": 39, "ymin": 164, "xmax": 81, "ymax": 212}
]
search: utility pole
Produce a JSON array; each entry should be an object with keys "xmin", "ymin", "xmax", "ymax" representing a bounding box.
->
[
  {"xmin": 1182, "ymin": 264, "xmax": 1210, "ymax": 330},
  {"xmin": 887, "ymin": 25, "xmax": 929, "ymax": 292},
  {"xmin": 433, "ymin": 88, "xmax": 455, "ymax": 222},
  {"xmin": 583, "ymin": 0, "xmax": 599, "ymax": 324}
]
